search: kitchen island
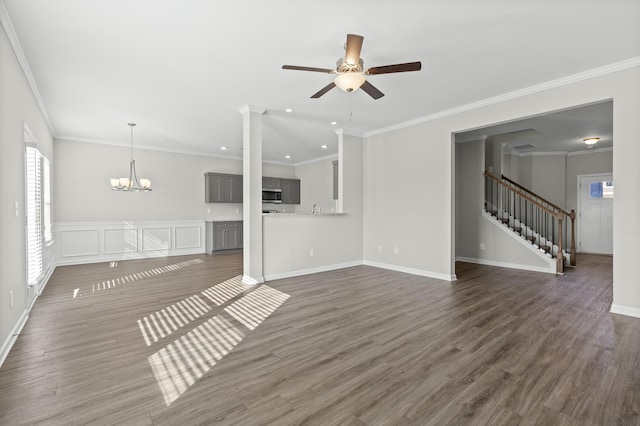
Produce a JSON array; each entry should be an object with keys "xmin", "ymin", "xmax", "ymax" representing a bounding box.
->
[{"xmin": 262, "ymin": 212, "xmax": 362, "ymax": 280}]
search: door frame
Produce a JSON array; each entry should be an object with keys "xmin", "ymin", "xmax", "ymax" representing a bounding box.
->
[{"xmin": 576, "ymin": 172, "xmax": 613, "ymax": 254}]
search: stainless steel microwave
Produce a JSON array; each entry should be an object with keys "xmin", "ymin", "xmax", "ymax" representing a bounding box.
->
[{"xmin": 262, "ymin": 188, "xmax": 282, "ymax": 203}]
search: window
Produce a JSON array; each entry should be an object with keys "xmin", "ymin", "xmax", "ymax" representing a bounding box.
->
[
  {"xmin": 25, "ymin": 144, "xmax": 51, "ymax": 286},
  {"xmin": 589, "ymin": 181, "xmax": 614, "ymax": 199}
]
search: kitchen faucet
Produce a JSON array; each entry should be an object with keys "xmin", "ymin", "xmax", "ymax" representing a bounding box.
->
[{"xmin": 312, "ymin": 203, "xmax": 321, "ymax": 214}]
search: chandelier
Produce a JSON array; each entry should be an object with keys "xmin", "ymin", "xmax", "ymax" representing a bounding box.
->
[{"xmin": 110, "ymin": 123, "xmax": 151, "ymax": 191}]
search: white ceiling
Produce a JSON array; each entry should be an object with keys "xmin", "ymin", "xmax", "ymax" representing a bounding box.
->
[{"xmin": 3, "ymin": 1, "xmax": 639, "ymax": 164}]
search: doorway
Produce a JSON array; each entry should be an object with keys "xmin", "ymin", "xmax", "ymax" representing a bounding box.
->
[{"xmin": 578, "ymin": 173, "xmax": 613, "ymax": 255}]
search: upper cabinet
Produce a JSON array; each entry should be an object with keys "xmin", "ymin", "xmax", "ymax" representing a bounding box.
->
[
  {"xmin": 206, "ymin": 173, "xmax": 300, "ymax": 204},
  {"xmin": 281, "ymin": 179, "xmax": 300, "ymax": 204},
  {"xmin": 262, "ymin": 177, "xmax": 281, "ymax": 189},
  {"xmin": 205, "ymin": 173, "xmax": 242, "ymax": 203}
]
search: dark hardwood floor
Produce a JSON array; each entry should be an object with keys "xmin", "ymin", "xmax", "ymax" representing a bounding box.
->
[{"xmin": 0, "ymin": 252, "xmax": 638, "ymax": 425}]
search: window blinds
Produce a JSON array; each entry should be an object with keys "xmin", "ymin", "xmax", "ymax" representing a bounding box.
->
[{"xmin": 26, "ymin": 147, "xmax": 43, "ymax": 286}]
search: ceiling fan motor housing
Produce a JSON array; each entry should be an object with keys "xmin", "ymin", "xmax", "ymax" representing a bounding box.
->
[{"xmin": 336, "ymin": 57, "xmax": 363, "ymax": 73}]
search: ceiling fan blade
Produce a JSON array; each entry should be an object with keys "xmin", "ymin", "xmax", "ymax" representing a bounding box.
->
[
  {"xmin": 311, "ymin": 82, "xmax": 336, "ymax": 98},
  {"xmin": 360, "ymin": 80, "xmax": 384, "ymax": 100},
  {"xmin": 344, "ymin": 34, "xmax": 364, "ymax": 65},
  {"xmin": 282, "ymin": 65, "xmax": 334, "ymax": 73},
  {"xmin": 366, "ymin": 61, "xmax": 422, "ymax": 75}
]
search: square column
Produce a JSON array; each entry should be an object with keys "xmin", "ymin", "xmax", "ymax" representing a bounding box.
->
[{"xmin": 239, "ymin": 105, "xmax": 266, "ymax": 284}]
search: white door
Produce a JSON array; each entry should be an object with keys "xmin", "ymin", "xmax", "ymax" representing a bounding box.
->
[{"xmin": 578, "ymin": 174, "xmax": 613, "ymax": 255}]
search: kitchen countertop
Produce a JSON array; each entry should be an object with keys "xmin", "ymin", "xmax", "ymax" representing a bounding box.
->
[{"xmin": 262, "ymin": 212, "xmax": 346, "ymax": 216}]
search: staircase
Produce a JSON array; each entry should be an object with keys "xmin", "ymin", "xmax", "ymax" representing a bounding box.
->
[{"xmin": 484, "ymin": 172, "xmax": 576, "ymax": 273}]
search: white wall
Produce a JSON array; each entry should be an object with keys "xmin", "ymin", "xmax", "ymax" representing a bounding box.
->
[
  {"xmin": 0, "ymin": 20, "xmax": 55, "ymax": 361},
  {"xmin": 363, "ymin": 65, "xmax": 640, "ymax": 316},
  {"xmin": 294, "ymin": 155, "xmax": 337, "ymax": 214}
]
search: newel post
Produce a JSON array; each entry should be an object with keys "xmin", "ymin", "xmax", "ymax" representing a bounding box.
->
[
  {"xmin": 569, "ymin": 210, "xmax": 576, "ymax": 267},
  {"xmin": 556, "ymin": 215, "xmax": 564, "ymax": 274}
]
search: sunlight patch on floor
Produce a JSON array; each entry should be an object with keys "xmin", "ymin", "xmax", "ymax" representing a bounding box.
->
[{"xmin": 146, "ymin": 284, "xmax": 290, "ymax": 406}]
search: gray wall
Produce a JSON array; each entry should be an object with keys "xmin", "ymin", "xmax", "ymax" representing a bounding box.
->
[
  {"xmin": 455, "ymin": 140, "xmax": 554, "ymax": 272},
  {"xmin": 566, "ymin": 149, "xmax": 613, "ymax": 213},
  {"xmin": 362, "ymin": 66, "xmax": 640, "ymax": 314},
  {"xmin": 294, "ymin": 156, "xmax": 337, "ymax": 215},
  {"xmin": 0, "ymin": 22, "xmax": 55, "ymax": 353}
]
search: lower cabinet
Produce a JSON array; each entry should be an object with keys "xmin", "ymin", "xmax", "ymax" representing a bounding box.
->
[{"xmin": 205, "ymin": 221, "xmax": 243, "ymax": 252}]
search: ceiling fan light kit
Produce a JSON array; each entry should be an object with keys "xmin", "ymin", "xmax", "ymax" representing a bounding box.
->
[
  {"xmin": 335, "ymin": 72, "xmax": 366, "ymax": 92},
  {"xmin": 283, "ymin": 33, "xmax": 421, "ymax": 100}
]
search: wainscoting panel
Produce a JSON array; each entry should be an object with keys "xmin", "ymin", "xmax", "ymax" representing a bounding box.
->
[
  {"xmin": 59, "ymin": 229, "xmax": 100, "ymax": 258},
  {"xmin": 55, "ymin": 220, "xmax": 205, "ymax": 265},
  {"xmin": 174, "ymin": 226, "xmax": 201, "ymax": 249},
  {"xmin": 141, "ymin": 227, "xmax": 171, "ymax": 253},
  {"xmin": 104, "ymin": 226, "xmax": 139, "ymax": 255}
]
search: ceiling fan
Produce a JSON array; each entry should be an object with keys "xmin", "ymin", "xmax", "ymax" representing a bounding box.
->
[{"xmin": 282, "ymin": 34, "xmax": 421, "ymax": 100}]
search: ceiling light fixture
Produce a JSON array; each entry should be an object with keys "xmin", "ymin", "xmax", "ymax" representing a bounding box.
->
[
  {"xmin": 110, "ymin": 123, "xmax": 151, "ymax": 191},
  {"xmin": 285, "ymin": 108, "xmax": 293, "ymax": 113},
  {"xmin": 583, "ymin": 137, "xmax": 600, "ymax": 145},
  {"xmin": 334, "ymin": 72, "xmax": 366, "ymax": 93},
  {"xmin": 321, "ymin": 145, "xmax": 328, "ymax": 149},
  {"xmin": 220, "ymin": 146, "xmax": 228, "ymax": 150},
  {"xmin": 285, "ymin": 155, "xmax": 291, "ymax": 159},
  {"xmin": 331, "ymin": 121, "xmax": 337, "ymax": 125}
]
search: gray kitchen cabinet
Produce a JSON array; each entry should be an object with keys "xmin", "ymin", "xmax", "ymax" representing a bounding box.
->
[
  {"xmin": 262, "ymin": 176, "xmax": 281, "ymax": 189},
  {"xmin": 205, "ymin": 173, "xmax": 242, "ymax": 203},
  {"xmin": 281, "ymin": 178, "xmax": 301, "ymax": 204},
  {"xmin": 206, "ymin": 221, "xmax": 243, "ymax": 252}
]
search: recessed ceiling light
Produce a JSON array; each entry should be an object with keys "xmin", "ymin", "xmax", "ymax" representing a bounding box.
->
[
  {"xmin": 285, "ymin": 108, "xmax": 293, "ymax": 113},
  {"xmin": 220, "ymin": 146, "xmax": 228, "ymax": 150},
  {"xmin": 321, "ymin": 145, "xmax": 328, "ymax": 149},
  {"xmin": 285, "ymin": 155, "xmax": 291, "ymax": 159},
  {"xmin": 330, "ymin": 121, "xmax": 337, "ymax": 125},
  {"xmin": 583, "ymin": 137, "xmax": 600, "ymax": 145}
]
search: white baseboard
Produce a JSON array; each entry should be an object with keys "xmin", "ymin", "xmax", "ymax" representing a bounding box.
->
[
  {"xmin": 0, "ymin": 309, "xmax": 29, "ymax": 368},
  {"xmin": 363, "ymin": 260, "xmax": 457, "ymax": 281},
  {"xmin": 610, "ymin": 304, "xmax": 640, "ymax": 319},
  {"xmin": 242, "ymin": 275, "xmax": 264, "ymax": 285},
  {"xmin": 264, "ymin": 261, "xmax": 364, "ymax": 281},
  {"xmin": 456, "ymin": 256, "xmax": 556, "ymax": 274}
]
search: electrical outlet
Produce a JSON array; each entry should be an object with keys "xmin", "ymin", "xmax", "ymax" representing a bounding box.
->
[
  {"xmin": 14, "ymin": 201, "xmax": 19, "ymax": 217},
  {"xmin": 235, "ymin": 208, "xmax": 239, "ymax": 214},
  {"xmin": 377, "ymin": 245, "xmax": 382, "ymax": 252},
  {"xmin": 9, "ymin": 290, "xmax": 13, "ymax": 308},
  {"xmin": 207, "ymin": 208, "xmax": 211, "ymax": 214},
  {"xmin": 480, "ymin": 243, "xmax": 486, "ymax": 250},
  {"xmin": 309, "ymin": 248, "xmax": 315, "ymax": 257},
  {"xmin": 393, "ymin": 247, "xmax": 399, "ymax": 255}
]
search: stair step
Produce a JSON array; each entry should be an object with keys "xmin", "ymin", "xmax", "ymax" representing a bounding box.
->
[
  {"xmin": 491, "ymin": 210, "xmax": 498, "ymax": 216},
  {"xmin": 541, "ymin": 245, "xmax": 551, "ymax": 253},
  {"xmin": 512, "ymin": 226, "xmax": 522, "ymax": 233},
  {"xmin": 501, "ymin": 218, "xmax": 510, "ymax": 224},
  {"xmin": 526, "ymin": 235, "xmax": 537, "ymax": 243}
]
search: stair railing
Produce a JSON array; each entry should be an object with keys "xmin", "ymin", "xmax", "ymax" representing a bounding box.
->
[{"xmin": 484, "ymin": 172, "xmax": 576, "ymax": 273}]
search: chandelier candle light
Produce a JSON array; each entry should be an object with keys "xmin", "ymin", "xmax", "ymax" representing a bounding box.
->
[{"xmin": 110, "ymin": 123, "xmax": 152, "ymax": 191}]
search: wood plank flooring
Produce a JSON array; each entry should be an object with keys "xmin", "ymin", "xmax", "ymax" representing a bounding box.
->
[{"xmin": 0, "ymin": 253, "xmax": 638, "ymax": 425}]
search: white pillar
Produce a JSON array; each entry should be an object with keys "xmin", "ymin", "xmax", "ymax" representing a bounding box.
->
[{"xmin": 239, "ymin": 105, "xmax": 266, "ymax": 284}]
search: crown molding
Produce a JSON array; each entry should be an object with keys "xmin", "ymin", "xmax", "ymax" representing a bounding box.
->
[
  {"xmin": 364, "ymin": 57, "xmax": 640, "ymax": 138},
  {"xmin": 293, "ymin": 153, "xmax": 338, "ymax": 167},
  {"xmin": 567, "ymin": 146, "xmax": 613, "ymax": 156},
  {"xmin": 0, "ymin": 1, "xmax": 55, "ymax": 134}
]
